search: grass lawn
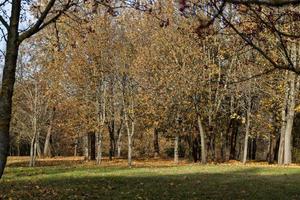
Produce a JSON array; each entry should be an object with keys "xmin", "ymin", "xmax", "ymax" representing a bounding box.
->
[{"xmin": 1, "ymin": 157, "xmax": 300, "ymax": 200}]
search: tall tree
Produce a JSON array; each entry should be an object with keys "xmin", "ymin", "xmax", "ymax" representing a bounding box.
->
[{"xmin": 0, "ymin": 0, "xmax": 74, "ymax": 179}]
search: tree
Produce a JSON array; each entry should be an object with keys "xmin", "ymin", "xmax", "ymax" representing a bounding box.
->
[{"xmin": 0, "ymin": 0, "xmax": 75, "ymax": 179}]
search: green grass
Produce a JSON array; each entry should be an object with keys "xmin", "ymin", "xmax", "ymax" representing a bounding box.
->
[{"xmin": 1, "ymin": 159, "xmax": 300, "ymax": 199}]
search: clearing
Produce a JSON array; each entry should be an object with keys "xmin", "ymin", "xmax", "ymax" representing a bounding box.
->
[{"xmin": 1, "ymin": 157, "xmax": 300, "ymax": 199}]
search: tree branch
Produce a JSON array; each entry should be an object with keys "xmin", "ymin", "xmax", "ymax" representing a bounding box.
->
[
  {"xmin": 247, "ymin": 6, "xmax": 295, "ymax": 69},
  {"xmin": 198, "ymin": 1, "xmax": 226, "ymax": 29},
  {"xmin": 0, "ymin": 15, "xmax": 8, "ymax": 30},
  {"xmin": 224, "ymin": 0, "xmax": 300, "ymax": 7},
  {"xmin": 216, "ymin": 4, "xmax": 297, "ymax": 73},
  {"xmin": 18, "ymin": 0, "xmax": 74, "ymax": 43},
  {"xmin": 0, "ymin": 0, "xmax": 8, "ymax": 7},
  {"xmin": 228, "ymin": 68, "xmax": 277, "ymax": 84},
  {"xmin": 20, "ymin": 0, "xmax": 56, "ymax": 37}
]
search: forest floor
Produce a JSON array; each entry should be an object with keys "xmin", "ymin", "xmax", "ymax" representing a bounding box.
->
[{"xmin": 1, "ymin": 157, "xmax": 300, "ymax": 200}]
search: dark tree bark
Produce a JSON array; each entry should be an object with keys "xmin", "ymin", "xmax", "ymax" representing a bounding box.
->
[
  {"xmin": 267, "ymin": 133, "xmax": 275, "ymax": 164},
  {"xmin": 0, "ymin": 0, "xmax": 21, "ymax": 179},
  {"xmin": 226, "ymin": 119, "xmax": 233, "ymax": 161},
  {"xmin": 90, "ymin": 133, "xmax": 96, "ymax": 161},
  {"xmin": 192, "ymin": 135, "xmax": 200, "ymax": 163},
  {"xmin": 251, "ymin": 138, "xmax": 257, "ymax": 160},
  {"xmin": 207, "ymin": 125, "xmax": 216, "ymax": 162},
  {"xmin": 83, "ymin": 133, "xmax": 96, "ymax": 161},
  {"xmin": 229, "ymin": 119, "xmax": 239, "ymax": 160},
  {"xmin": 108, "ymin": 123, "xmax": 116, "ymax": 160},
  {"xmin": 274, "ymin": 135, "xmax": 280, "ymax": 162}
]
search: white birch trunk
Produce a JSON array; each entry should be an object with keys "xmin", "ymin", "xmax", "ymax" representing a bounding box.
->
[
  {"xmin": 243, "ymin": 96, "xmax": 251, "ymax": 164},
  {"xmin": 197, "ymin": 115, "xmax": 206, "ymax": 164},
  {"xmin": 174, "ymin": 134, "xmax": 179, "ymax": 164},
  {"xmin": 117, "ymin": 129, "xmax": 123, "ymax": 158}
]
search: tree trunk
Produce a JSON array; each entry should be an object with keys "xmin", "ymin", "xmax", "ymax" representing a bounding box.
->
[
  {"xmin": 95, "ymin": 81, "xmax": 106, "ymax": 164},
  {"xmin": 43, "ymin": 108, "xmax": 55, "ymax": 157},
  {"xmin": 43, "ymin": 125, "xmax": 52, "ymax": 157},
  {"xmin": 30, "ymin": 103, "xmax": 38, "ymax": 167},
  {"xmin": 251, "ymin": 137, "xmax": 257, "ymax": 160},
  {"xmin": 268, "ymin": 133, "xmax": 275, "ymax": 164},
  {"xmin": 128, "ymin": 134, "xmax": 132, "ymax": 167},
  {"xmin": 153, "ymin": 128, "xmax": 160, "ymax": 158},
  {"xmin": 29, "ymin": 130, "xmax": 39, "ymax": 167},
  {"xmin": 33, "ymin": 135, "xmax": 38, "ymax": 162},
  {"xmin": 90, "ymin": 133, "xmax": 96, "ymax": 160},
  {"xmin": 230, "ymin": 119, "xmax": 239, "ymax": 160},
  {"xmin": 124, "ymin": 110, "xmax": 134, "ymax": 167},
  {"xmin": 96, "ymin": 132, "xmax": 102, "ymax": 165},
  {"xmin": 197, "ymin": 115, "xmax": 207, "ymax": 164},
  {"xmin": 109, "ymin": 128, "xmax": 115, "ymax": 161},
  {"xmin": 174, "ymin": 134, "xmax": 179, "ymax": 164},
  {"xmin": 36, "ymin": 131, "xmax": 41, "ymax": 158},
  {"xmin": 123, "ymin": 90, "xmax": 135, "ymax": 167},
  {"xmin": 17, "ymin": 133, "xmax": 20, "ymax": 156},
  {"xmin": 243, "ymin": 96, "xmax": 251, "ymax": 164},
  {"xmin": 278, "ymin": 72, "xmax": 289, "ymax": 164},
  {"xmin": 284, "ymin": 72, "xmax": 298, "ymax": 165},
  {"xmin": 192, "ymin": 135, "xmax": 199, "ymax": 162},
  {"xmin": 128, "ymin": 120, "xmax": 135, "ymax": 167},
  {"xmin": 74, "ymin": 137, "xmax": 78, "ymax": 157},
  {"xmin": 0, "ymin": 1, "xmax": 21, "ymax": 179},
  {"xmin": 117, "ymin": 129, "xmax": 122, "ymax": 158},
  {"xmin": 29, "ymin": 136, "xmax": 36, "ymax": 167},
  {"xmin": 225, "ymin": 95, "xmax": 235, "ymax": 162},
  {"xmin": 83, "ymin": 135, "xmax": 89, "ymax": 160}
]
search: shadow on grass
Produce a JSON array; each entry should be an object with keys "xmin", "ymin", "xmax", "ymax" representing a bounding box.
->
[{"xmin": 1, "ymin": 166, "xmax": 300, "ymax": 200}]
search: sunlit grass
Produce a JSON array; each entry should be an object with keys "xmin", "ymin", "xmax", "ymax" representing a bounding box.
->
[{"xmin": 1, "ymin": 157, "xmax": 300, "ymax": 199}]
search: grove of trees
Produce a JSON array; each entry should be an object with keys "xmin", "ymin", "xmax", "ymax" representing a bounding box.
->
[{"xmin": 1, "ymin": 0, "xmax": 300, "ymax": 179}]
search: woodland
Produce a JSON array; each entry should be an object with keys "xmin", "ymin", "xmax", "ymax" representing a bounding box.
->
[{"xmin": 1, "ymin": 0, "xmax": 300, "ymax": 199}]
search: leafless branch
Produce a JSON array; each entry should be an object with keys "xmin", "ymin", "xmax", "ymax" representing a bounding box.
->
[
  {"xmin": 247, "ymin": 6, "xmax": 295, "ymax": 69},
  {"xmin": 19, "ymin": 0, "xmax": 75, "ymax": 42},
  {"xmin": 0, "ymin": 27, "xmax": 7, "ymax": 42},
  {"xmin": 216, "ymin": 4, "xmax": 297, "ymax": 73},
  {"xmin": 228, "ymin": 68, "xmax": 277, "ymax": 84},
  {"xmin": 224, "ymin": 0, "xmax": 300, "ymax": 7},
  {"xmin": 0, "ymin": 0, "xmax": 8, "ymax": 7},
  {"xmin": 0, "ymin": 15, "xmax": 8, "ymax": 30}
]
